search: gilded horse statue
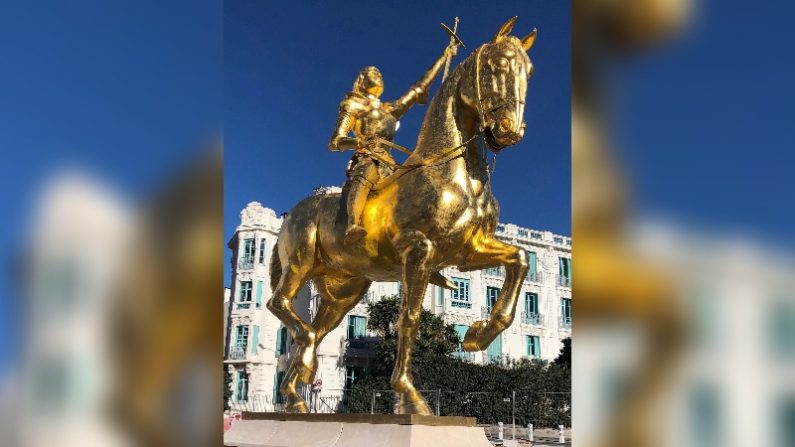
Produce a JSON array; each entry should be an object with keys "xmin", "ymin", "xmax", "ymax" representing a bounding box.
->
[{"xmin": 267, "ymin": 17, "xmax": 538, "ymax": 414}]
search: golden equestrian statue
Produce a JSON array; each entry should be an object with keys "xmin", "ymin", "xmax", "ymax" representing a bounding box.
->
[{"xmin": 267, "ymin": 17, "xmax": 537, "ymax": 415}]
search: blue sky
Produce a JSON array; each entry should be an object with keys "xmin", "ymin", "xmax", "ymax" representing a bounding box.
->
[
  {"xmin": 224, "ymin": 1, "xmax": 572, "ymax": 286},
  {"xmin": 615, "ymin": 0, "xmax": 795, "ymax": 244},
  {"xmin": 0, "ymin": 1, "xmax": 222, "ymax": 374}
]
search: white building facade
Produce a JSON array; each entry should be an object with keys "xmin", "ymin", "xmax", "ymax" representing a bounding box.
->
[{"xmin": 225, "ymin": 199, "xmax": 572, "ymax": 410}]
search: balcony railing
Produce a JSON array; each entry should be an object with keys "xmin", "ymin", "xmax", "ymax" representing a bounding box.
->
[
  {"xmin": 482, "ymin": 307, "xmax": 490, "ymax": 319},
  {"xmin": 450, "ymin": 299, "xmax": 472, "ymax": 309},
  {"xmin": 238, "ymin": 258, "xmax": 255, "ymax": 270},
  {"xmin": 227, "ymin": 347, "xmax": 247, "ymax": 361},
  {"xmin": 484, "ymin": 267, "xmax": 504, "ymax": 277},
  {"xmin": 361, "ymin": 291, "xmax": 376, "ymax": 305},
  {"xmin": 487, "ymin": 353, "xmax": 510, "ymax": 365},
  {"xmin": 453, "ymin": 351, "xmax": 476, "ymax": 362},
  {"xmin": 521, "ymin": 312, "xmax": 543, "ymax": 325},
  {"xmin": 559, "ymin": 316, "xmax": 572, "ymax": 329},
  {"xmin": 526, "ymin": 271, "xmax": 542, "ymax": 283},
  {"xmin": 556, "ymin": 275, "xmax": 572, "ymax": 288}
]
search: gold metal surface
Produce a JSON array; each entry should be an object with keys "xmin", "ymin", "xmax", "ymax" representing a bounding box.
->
[{"xmin": 267, "ymin": 18, "xmax": 537, "ymax": 415}]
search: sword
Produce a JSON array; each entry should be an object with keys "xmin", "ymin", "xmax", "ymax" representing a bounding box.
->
[{"xmin": 441, "ymin": 17, "xmax": 463, "ymax": 82}]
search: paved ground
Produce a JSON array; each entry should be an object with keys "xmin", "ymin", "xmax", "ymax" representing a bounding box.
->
[{"xmin": 483, "ymin": 426, "xmax": 571, "ymax": 446}]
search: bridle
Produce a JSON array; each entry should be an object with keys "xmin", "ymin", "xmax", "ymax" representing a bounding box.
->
[{"xmin": 368, "ymin": 43, "xmax": 517, "ymax": 189}]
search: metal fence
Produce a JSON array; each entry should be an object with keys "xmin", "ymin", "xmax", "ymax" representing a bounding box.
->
[{"xmin": 233, "ymin": 390, "xmax": 570, "ymax": 428}]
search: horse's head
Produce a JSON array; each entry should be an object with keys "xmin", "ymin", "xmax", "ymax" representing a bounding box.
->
[{"xmin": 464, "ymin": 17, "xmax": 537, "ymax": 151}]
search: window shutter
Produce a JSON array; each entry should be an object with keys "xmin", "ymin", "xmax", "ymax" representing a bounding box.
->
[
  {"xmin": 251, "ymin": 325, "xmax": 260, "ymax": 354},
  {"xmin": 356, "ymin": 316, "xmax": 366, "ymax": 338},
  {"xmin": 527, "ymin": 251, "xmax": 537, "ymax": 275},
  {"xmin": 256, "ymin": 281, "xmax": 263, "ymax": 308},
  {"xmin": 275, "ymin": 327, "xmax": 283, "ymax": 356}
]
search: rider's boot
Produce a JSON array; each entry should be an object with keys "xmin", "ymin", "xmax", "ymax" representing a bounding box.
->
[{"xmin": 345, "ymin": 178, "xmax": 369, "ymax": 245}]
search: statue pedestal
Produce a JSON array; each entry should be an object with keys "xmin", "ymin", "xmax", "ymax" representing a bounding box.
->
[{"xmin": 224, "ymin": 412, "xmax": 493, "ymax": 447}]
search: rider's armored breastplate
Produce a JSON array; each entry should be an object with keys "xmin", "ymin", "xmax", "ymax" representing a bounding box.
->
[{"xmin": 358, "ymin": 106, "xmax": 397, "ymax": 142}]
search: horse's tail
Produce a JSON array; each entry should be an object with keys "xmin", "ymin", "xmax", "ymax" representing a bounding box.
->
[{"xmin": 269, "ymin": 243, "xmax": 281, "ymax": 292}]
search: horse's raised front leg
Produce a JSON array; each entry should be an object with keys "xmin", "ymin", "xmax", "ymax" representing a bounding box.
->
[
  {"xmin": 392, "ymin": 231, "xmax": 434, "ymax": 415},
  {"xmin": 459, "ymin": 236, "xmax": 529, "ymax": 351},
  {"xmin": 279, "ymin": 275, "xmax": 371, "ymax": 413}
]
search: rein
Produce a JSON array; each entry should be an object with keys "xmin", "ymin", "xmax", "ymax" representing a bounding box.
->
[{"xmin": 368, "ymin": 46, "xmax": 500, "ymax": 190}]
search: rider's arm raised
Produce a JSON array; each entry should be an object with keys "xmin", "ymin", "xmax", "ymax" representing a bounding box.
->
[
  {"xmin": 328, "ymin": 97, "xmax": 359, "ymax": 151},
  {"xmin": 388, "ymin": 45, "xmax": 456, "ymax": 119}
]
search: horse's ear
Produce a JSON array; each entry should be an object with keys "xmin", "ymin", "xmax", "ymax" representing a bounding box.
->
[
  {"xmin": 493, "ymin": 16, "xmax": 517, "ymax": 41},
  {"xmin": 521, "ymin": 28, "xmax": 538, "ymax": 52}
]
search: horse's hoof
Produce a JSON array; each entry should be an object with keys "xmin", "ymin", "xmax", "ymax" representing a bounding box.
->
[
  {"xmin": 463, "ymin": 320, "xmax": 488, "ymax": 351},
  {"xmin": 394, "ymin": 397, "xmax": 432, "ymax": 415},
  {"xmin": 285, "ymin": 400, "xmax": 309, "ymax": 413}
]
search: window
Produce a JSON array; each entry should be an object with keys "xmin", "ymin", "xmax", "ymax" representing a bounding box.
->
[
  {"xmin": 234, "ymin": 325, "xmax": 249, "ymax": 353},
  {"xmin": 451, "ymin": 278, "xmax": 471, "ymax": 308},
  {"xmin": 258, "ymin": 239, "xmax": 267, "ymax": 264},
  {"xmin": 526, "ymin": 336, "xmax": 540, "ymax": 357},
  {"xmin": 275, "ymin": 326, "xmax": 288, "ymax": 356},
  {"xmin": 235, "ymin": 370, "xmax": 249, "ymax": 402},
  {"xmin": 531, "ymin": 232, "xmax": 542, "ymax": 240},
  {"xmin": 524, "ymin": 292, "xmax": 540, "ymax": 324},
  {"xmin": 436, "ymin": 286, "xmax": 444, "ymax": 306},
  {"xmin": 240, "ymin": 238, "xmax": 256, "ymax": 269},
  {"xmin": 554, "ymin": 236, "xmax": 563, "ymax": 244},
  {"xmin": 560, "ymin": 298, "xmax": 572, "ymax": 328},
  {"xmin": 237, "ymin": 281, "xmax": 253, "ymax": 309},
  {"xmin": 345, "ymin": 366, "xmax": 365, "ymax": 390},
  {"xmin": 453, "ymin": 325, "xmax": 472, "ymax": 361},
  {"xmin": 486, "ymin": 286, "xmax": 500, "ymax": 312},
  {"xmin": 526, "ymin": 251, "xmax": 538, "ymax": 281},
  {"xmin": 487, "ymin": 334, "xmax": 503, "ymax": 363},
  {"xmin": 274, "ymin": 370, "xmax": 285, "ymax": 403},
  {"xmin": 518, "ymin": 228, "xmax": 528, "ymax": 237},
  {"xmin": 496, "ymin": 224, "xmax": 505, "ymax": 233},
  {"xmin": 347, "ymin": 315, "xmax": 367, "ymax": 340},
  {"xmin": 558, "ymin": 257, "xmax": 572, "ymax": 287}
]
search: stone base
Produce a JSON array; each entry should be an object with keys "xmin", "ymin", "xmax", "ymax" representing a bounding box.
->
[{"xmin": 224, "ymin": 413, "xmax": 493, "ymax": 447}]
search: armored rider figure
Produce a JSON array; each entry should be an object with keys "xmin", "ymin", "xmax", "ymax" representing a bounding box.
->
[{"xmin": 328, "ymin": 43, "xmax": 458, "ymax": 245}]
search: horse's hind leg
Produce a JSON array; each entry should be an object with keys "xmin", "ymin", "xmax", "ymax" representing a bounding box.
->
[
  {"xmin": 279, "ymin": 275, "xmax": 371, "ymax": 412},
  {"xmin": 267, "ymin": 234, "xmax": 317, "ymax": 411}
]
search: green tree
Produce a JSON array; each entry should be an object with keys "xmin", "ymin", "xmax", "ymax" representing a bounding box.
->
[
  {"xmin": 347, "ymin": 295, "xmax": 571, "ymax": 426},
  {"xmin": 224, "ymin": 366, "xmax": 233, "ymax": 411},
  {"xmin": 553, "ymin": 337, "xmax": 571, "ymax": 369}
]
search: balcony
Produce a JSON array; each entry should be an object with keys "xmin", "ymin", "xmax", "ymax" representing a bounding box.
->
[
  {"xmin": 482, "ymin": 307, "xmax": 491, "ymax": 319},
  {"xmin": 487, "ymin": 353, "xmax": 510, "ymax": 365},
  {"xmin": 227, "ymin": 347, "xmax": 247, "ymax": 361},
  {"xmin": 483, "ymin": 267, "xmax": 504, "ymax": 278},
  {"xmin": 361, "ymin": 291, "xmax": 376, "ymax": 305},
  {"xmin": 559, "ymin": 316, "xmax": 572, "ymax": 329},
  {"xmin": 450, "ymin": 299, "xmax": 472, "ymax": 309},
  {"xmin": 526, "ymin": 271, "xmax": 542, "ymax": 283},
  {"xmin": 453, "ymin": 350, "xmax": 476, "ymax": 362},
  {"xmin": 556, "ymin": 275, "xmax": 572, "ymax": 288},
  {"xmin": 521, "ymin": 312, "xmax": 544, "ymax": 325},
  {"xmin": 345, "ymin": 337, "xmax": 374, "ymax": 358},
  {"xmin": 238, "ymin": 258, "xmax": 255, "ymax": 270}
]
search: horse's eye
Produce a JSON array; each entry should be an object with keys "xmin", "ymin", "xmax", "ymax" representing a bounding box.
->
[{"xmin": 493, "ymin": 58, "xmax": 510, "ymax": 71}]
